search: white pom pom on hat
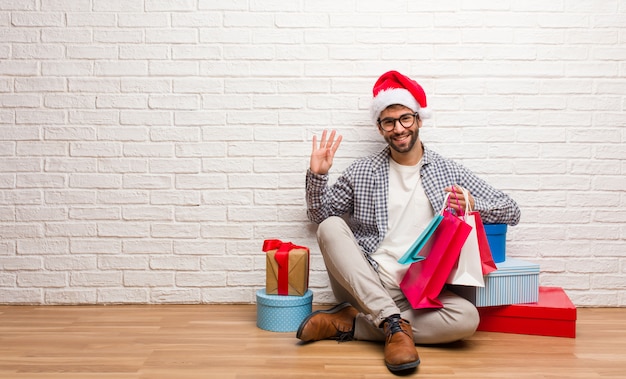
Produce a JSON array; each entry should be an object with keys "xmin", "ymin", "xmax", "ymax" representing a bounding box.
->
[{"xmin": 369, "ymin": 70, "xmax": 431, "ymax": 126}]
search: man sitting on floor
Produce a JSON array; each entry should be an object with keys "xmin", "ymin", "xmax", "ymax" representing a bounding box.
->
[{"xmin": 297, "ymin": 70, "xmax": 521, "ymax": 373}]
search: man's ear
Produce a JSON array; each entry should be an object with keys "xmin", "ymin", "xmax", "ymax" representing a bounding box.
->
[{"xmin": 377, "ymin": 125, "xmax": 384, "ymax": 136}]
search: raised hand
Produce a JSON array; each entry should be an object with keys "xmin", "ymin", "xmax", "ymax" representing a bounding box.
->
[{"xmin": 310, "ymin": 129, "xmax": 342, "ymax": 175}]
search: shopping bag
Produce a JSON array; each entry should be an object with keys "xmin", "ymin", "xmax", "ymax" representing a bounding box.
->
[
  {"xmin": 397, "ymin": 213, "xmax": 444, "ymax": 264},
  {"xmin": 458, "ymin": 187, "xmax": 497, "ymax": 276},
  {"xmin": 399, "ymin": 194, "xmax": 472, "ymax": 309},
  {"xmin": 446, "ymin": 188, "xmax": 486, "ymax": 287},
  {"xmin": 473, "ymin": 211, "xmax": 497, "ymax": 275}
]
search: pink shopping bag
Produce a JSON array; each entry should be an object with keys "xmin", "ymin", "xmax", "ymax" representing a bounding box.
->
[{"xmin": 400, "ymin": 197, "xmax": 472, "ymax": 309}]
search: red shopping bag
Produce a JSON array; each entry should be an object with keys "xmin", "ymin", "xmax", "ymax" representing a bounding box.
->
[
  {"xmin": 472, "ymin": 211, "xmax": 497, "ymax": 275},
  {"xmin": 399, "ymin": 207, "xmax": 472, "ymax": 309}
]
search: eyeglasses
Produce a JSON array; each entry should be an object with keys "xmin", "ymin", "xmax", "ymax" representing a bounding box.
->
[{"xmin": 377, "ymin": 112, "xmax": 419, "ymax": 132}]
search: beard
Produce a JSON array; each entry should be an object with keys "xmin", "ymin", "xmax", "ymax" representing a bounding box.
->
[{"xmin": 384, "ymin": 128, "xmax": 419, "ymax": 154}]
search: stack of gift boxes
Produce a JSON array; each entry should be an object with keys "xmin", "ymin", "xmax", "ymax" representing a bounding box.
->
[
  {"xmin": 256, "ymin": 239, "xmax": 313, "ymax": 332},
  {"xmin": 255, "ymin": 228, "xmax": 578, "ymax": 338},
  {"xmin": 450, "ymin": 224, "xmax": 577, "ymax": 338}
]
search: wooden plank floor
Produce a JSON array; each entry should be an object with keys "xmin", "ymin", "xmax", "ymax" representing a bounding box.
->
[{"xmin": 0, "ymin": 305, "xmax": 624, "ymax": 379}]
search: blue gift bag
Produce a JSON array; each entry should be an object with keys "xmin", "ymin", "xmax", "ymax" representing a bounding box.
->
[{"xmin": 398, "ymin": 213, "xmax": 444, "ymax": 265}]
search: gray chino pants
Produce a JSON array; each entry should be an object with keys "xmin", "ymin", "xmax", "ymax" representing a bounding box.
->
[{"xmin": 316, "ymin": 216, "xmax": 480, "ymax": 344}]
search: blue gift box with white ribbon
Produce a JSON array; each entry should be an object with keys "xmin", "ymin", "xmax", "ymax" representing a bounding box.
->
[
  {"xmin": 451, "ymin": 258, "xmax": 539, "ymax": 307},
  {"xmin": 256, "ymin": 289, "xmax": 313, "ymax": 332}
]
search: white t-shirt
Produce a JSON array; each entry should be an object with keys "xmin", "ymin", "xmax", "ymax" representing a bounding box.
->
[{"xmin": 371, "ymin": 158, "xmax": 435, "ymax": 290}]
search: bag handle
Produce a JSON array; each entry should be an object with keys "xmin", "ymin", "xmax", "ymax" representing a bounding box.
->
[
  {"xmin": 438, "ymin": 190, "xmax": 463, "ymax": 216},
  {"xmin": 461, "ymin": 187, "xmax": 472, "ymax": 215},
  {"xmin": 438, "ymin": 192, "xmax": 452, "ymax": 214},
  {"xmin": 455, "ymin": 186, "xmax": 475, "ymax": 216}
]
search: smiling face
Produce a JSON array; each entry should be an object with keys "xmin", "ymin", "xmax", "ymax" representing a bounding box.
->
[{"xmin": 378, "ymin": 104, "xmax": 423, "ymax": 164}]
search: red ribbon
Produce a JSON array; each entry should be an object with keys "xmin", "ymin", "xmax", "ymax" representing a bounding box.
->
[{"xmin": 263, "ymin": 239, "xmax": 306, "ymax": 295}]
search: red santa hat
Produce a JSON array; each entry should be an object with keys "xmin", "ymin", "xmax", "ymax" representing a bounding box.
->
[{"xmin": 369, "ymin": 70, "xmax": 431, "ymax": 125}]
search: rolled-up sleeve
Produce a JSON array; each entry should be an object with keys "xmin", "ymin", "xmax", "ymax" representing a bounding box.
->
[
  {"xmin": 305, "ymin": 169, "xmax": 329, "ymax": 224},
  {"xmin": 421, "ymin": 149, "xmax": 521, "ymax": 226}
]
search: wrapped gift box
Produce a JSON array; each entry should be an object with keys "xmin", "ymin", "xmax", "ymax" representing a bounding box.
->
[
  {"xmin": 256, "ymin": 289, "xmax": 313, "ymax": 332},
  {"xmin": 451, "ymin": 258, "xmax": 539, "ymax": 307},
  {"xmin": 484, "ymin": 223, "xmax": 507, "ymax": 263},
  {"xmin": 264, "ymin": 239, "xmax": 309, "ymax": 296},
  {"xmin": 477, "ymin": 286, "xmax": 577, "ymax": 338}
]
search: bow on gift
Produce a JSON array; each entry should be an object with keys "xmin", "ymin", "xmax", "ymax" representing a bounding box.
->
[{"xmin": 263, "ymin": 239, "xmax": 308, "ymax": 296}]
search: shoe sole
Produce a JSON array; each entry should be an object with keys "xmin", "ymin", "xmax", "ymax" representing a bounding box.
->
[
  {"xmin": 295, "ymin": 302, "xmax": 352, "ymax": 340},
  {"xmin": 386, "ymin": 358, "xmax": 420, "ymax": 372}
]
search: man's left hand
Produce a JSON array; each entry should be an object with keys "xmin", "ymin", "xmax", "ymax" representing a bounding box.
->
[{"xmin": 444, "ymin": 185, "xmax": 475, "ymax": 214}]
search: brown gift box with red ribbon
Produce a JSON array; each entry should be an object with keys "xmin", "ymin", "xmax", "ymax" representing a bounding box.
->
[{"xmin": 263, "ymin": 239, "xmax": 310, "ymax": 296}]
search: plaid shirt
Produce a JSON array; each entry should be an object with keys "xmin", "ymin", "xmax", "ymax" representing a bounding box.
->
[{"xmin": 306, "ymin": 145, "xmax": 521, "ymax": 267}]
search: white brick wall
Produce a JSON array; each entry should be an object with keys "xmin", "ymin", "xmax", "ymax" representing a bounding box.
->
[{"xmin": 0, "ymin": 1, "xmax": 624, "ymax": 307}]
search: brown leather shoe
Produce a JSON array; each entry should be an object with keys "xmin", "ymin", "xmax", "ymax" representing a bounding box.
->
[
  {"xmin": 382, "ymin": 316, "xmax": 420, "ymax": 372},
  {"xmin": 296, "ymin": 302, "xmax": 358, "ymax": 342}
]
